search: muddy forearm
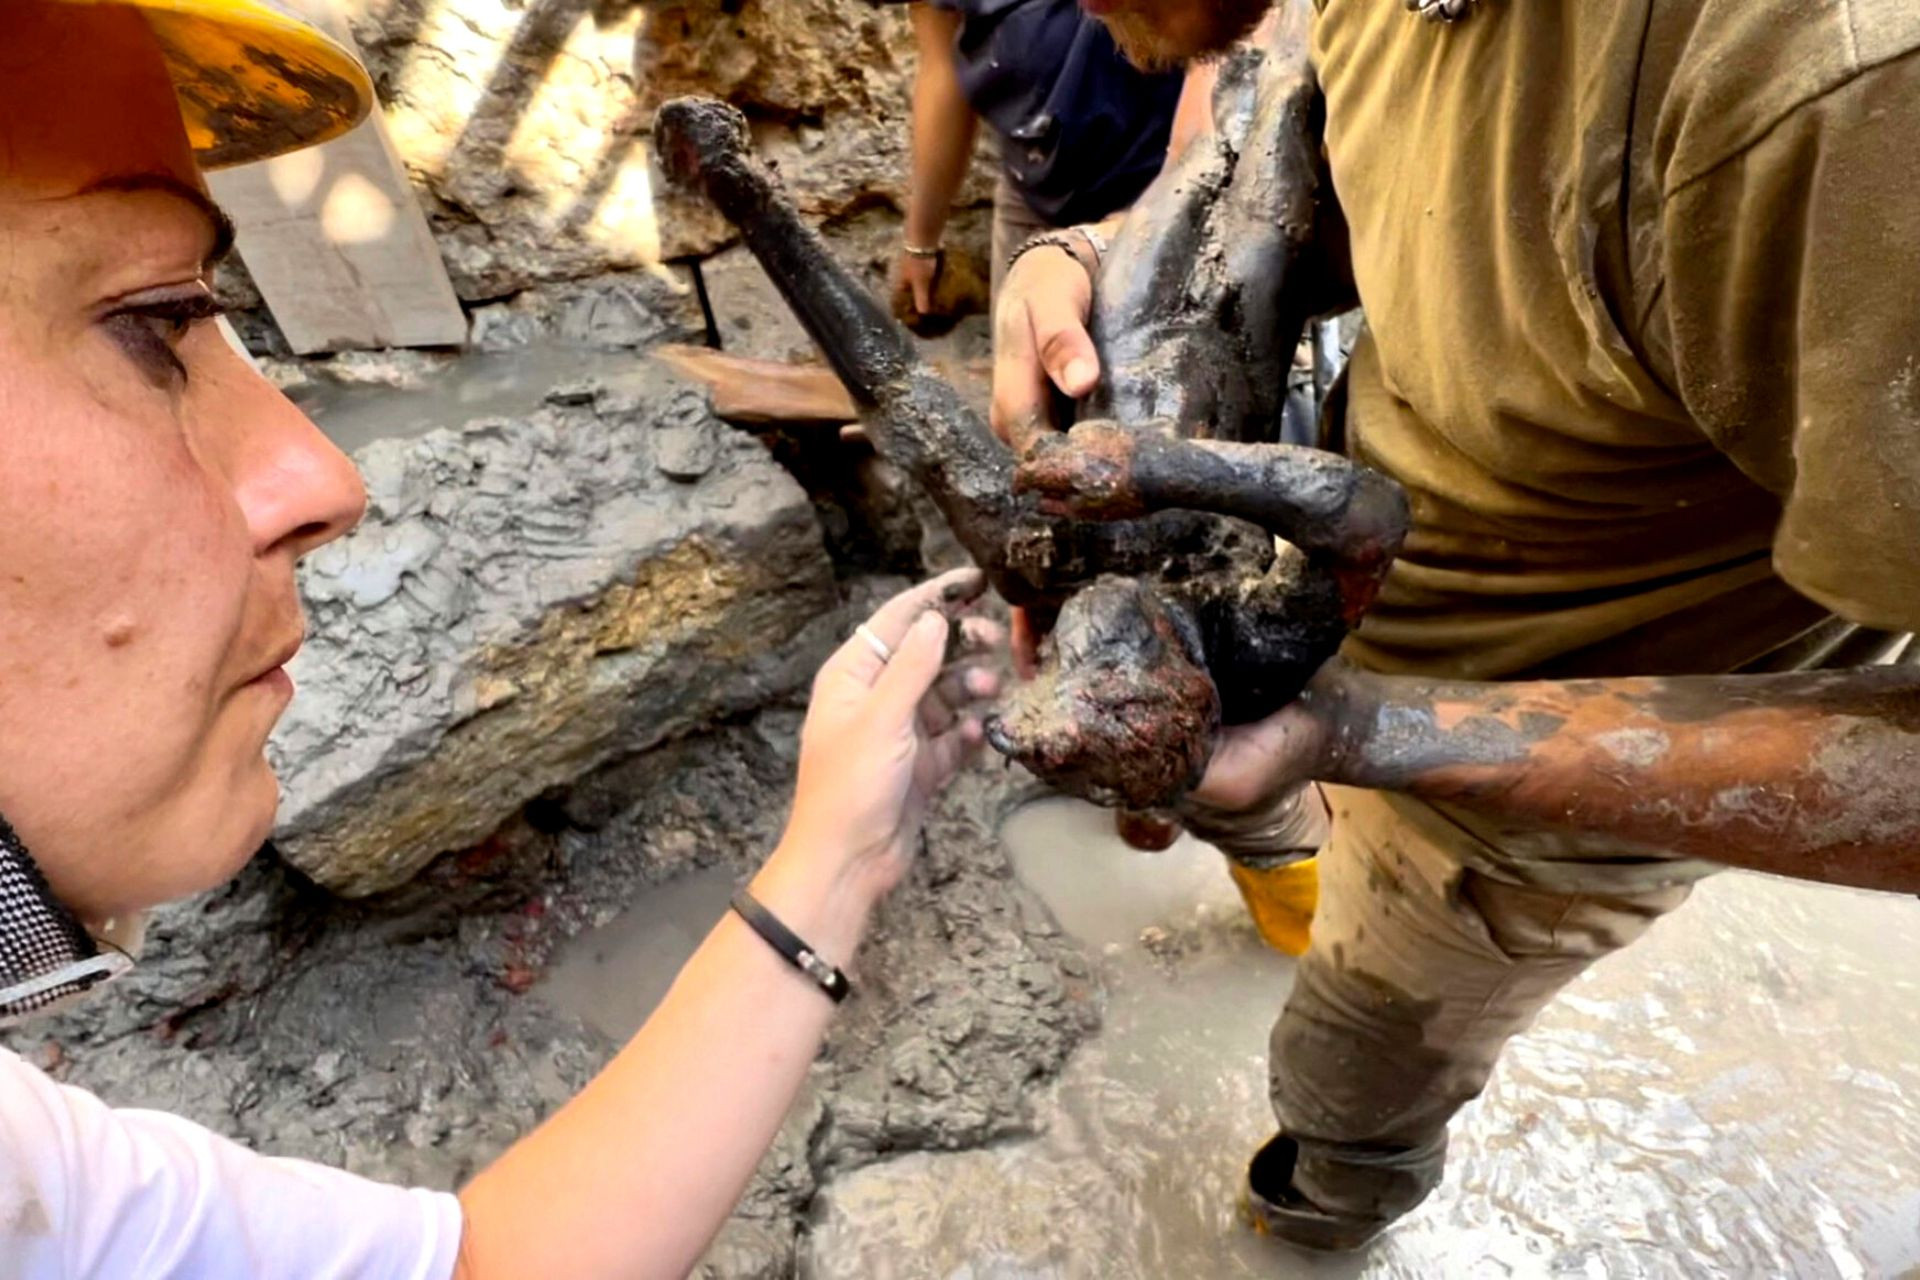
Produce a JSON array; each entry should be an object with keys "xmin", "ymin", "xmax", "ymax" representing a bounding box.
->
[{"xmin": 1315, "ymin": 666, "xmax": 1920, "ymax": 892}]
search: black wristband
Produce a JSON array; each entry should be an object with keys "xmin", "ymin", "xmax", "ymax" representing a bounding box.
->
[{"xmin": 730, "ymin": 887, "xmax": 852, "ymax": 1004}]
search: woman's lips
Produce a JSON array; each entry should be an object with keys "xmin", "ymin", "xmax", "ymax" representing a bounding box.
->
[
  {"xmin": 243, "ymin": 631, "xmax": 303, "ymax": 697},
  {"xmin": 249, "ymin": 665, "xmax": 295, "ymax": 699}
]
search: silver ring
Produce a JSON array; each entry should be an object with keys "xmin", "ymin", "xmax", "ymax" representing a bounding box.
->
[{"xmin": 855, "ymin": 623, "xmax": 893, "ymax": 664}]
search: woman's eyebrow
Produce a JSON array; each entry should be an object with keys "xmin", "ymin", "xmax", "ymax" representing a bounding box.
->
[{"xmin": 76, "ymin": 172, "xmax": 237, "ymax": 268}]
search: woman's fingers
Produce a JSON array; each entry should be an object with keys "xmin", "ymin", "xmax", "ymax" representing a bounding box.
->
[
  {"xmin": 919, "ymin": 664, "xmax": 1001, "ymax": 736},
  {"xmin": 919, "ymin": 716, "xmax": 986, "ymax": 788},
  {"xmin": 873, "ymin": 611, "xmax": 953, "ymax": 722},
  {"xmin": 822, "ymin": 567, "xmax": 988, "ymax": 690},
  {"xmin": 932, "ymin": 663, "xmax": 1001, "ymax": 710},
  {"xmin": 954, "ymin": 615, "xmax": 1007, "ymax": 655}
]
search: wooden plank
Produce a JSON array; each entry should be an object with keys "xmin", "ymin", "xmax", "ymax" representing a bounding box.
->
[
  {"xmin": 654, "ymin": 345, "xmax": 860, "ymax": 424},
  {"xmin": 205, "ymin": 8, "xmax": 466, "ymax": 353},
  {"xmin": 654, "ymin": 345, "xmax": 994, "ymax": 427}
]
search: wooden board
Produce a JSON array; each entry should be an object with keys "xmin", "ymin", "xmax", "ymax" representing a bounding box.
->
[
  {"xmin": 654, "ymin": 345, "xmax": 994, "ymax": 428},
  {"xmin": 654, "ymin": 345, "xmax": 861, "ymax": 424},
  {"xmin": 205, "ymin": 9, "xmax": 466, "ymax": 353}
]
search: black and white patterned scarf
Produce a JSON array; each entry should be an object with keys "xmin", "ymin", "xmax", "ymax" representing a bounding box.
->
[{"xmin": 0, "ymin": 814, "xmax": 129, "ymax": 1024}]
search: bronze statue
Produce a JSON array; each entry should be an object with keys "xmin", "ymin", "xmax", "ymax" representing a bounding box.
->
[{"xmin": 653, "ymin": 18, "xmax": 1405, "ymax": 820}]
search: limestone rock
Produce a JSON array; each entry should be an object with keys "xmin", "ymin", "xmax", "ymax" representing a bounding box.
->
[
  {"xmin": 269, "ymin": 369, "xmax": 837, "ymax": 895},
  {"xmin": 468, "ymin": 267, "xmax": 706, "ymax": 353},
  {"xmin": 337, "ymin": 0, "xmax": 989, "ymax": 297}
]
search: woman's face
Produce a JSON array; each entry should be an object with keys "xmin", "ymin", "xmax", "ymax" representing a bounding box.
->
[{"xmin": 0, "ymin": 5, "xmax": 367, "ymax": 921}]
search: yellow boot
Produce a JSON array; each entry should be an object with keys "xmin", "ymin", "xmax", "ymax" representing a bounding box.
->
[{"xmin": 1225, "ymin": 854, "xmax": 1319, "ymax": 957}]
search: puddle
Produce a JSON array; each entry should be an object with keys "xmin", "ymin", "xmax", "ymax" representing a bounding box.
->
[
  {"xmin": 806, "ymin": 797, "xmax": 1920, "ymax": 1280},
  {"xmin": 534, "ymin": 864, "xmax": 738, "ymax": 1043},
  {"xmin": 292, "ymin": 344, "xmax": 662, "ymax": 455}
]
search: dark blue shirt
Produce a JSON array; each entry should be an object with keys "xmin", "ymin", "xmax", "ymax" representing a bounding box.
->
[{"xmin": 926, "ymin": 0, "xmax": 1183, "ymax": 225}]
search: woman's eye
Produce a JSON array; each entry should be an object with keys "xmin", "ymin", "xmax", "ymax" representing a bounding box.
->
[{"xmin": 102, "ymin": 292, "xmax": 226, "ymax": 386}]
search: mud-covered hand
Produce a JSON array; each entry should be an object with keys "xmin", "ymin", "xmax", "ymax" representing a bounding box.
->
[
  {"xmin": 989, "ymin": 242, "xmax": 1100, "ymax": 455},
  {"xmin": 778, "ymin": 568, "xmax": 1005, "ymax": 903},
  {"xmin": 988, "ymin": 244, "xmax": 1100, "ymax": 677},
  {"xmin": 1187, "ymin": 660, "xmax": 1349, "ymax": 821}
]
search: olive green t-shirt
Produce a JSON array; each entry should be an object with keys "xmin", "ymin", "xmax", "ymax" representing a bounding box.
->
[{"xmin": 1314, "ymin": 0, "xmax": 1920, "ymax": 681}]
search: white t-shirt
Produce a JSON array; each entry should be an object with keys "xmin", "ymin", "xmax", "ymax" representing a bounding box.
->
[{"xmin": 0, "ymin": 1048, "xmax": 463, "ymax": 1279}]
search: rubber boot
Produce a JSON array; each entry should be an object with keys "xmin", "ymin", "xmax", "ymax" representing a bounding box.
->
[
  {"xmin": 1243, "ymin": 1133, "xmax": 1389, "ymax": 1252},
  {"xmin": 1224, "ymin": 853, "xmax": 1318, "ymax": 956}
]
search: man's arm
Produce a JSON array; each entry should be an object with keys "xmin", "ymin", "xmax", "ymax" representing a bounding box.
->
[
  {"xmin": 895, "ymin": 4, "xmax": 977, "ymax": 315},
  {"xmin": 1195, "ymin": 662, "xmax": 1920, "ymax": 893},
  {"xmin": 989, "ymin": 0, "xmax": 1340, "ymax": 445}
]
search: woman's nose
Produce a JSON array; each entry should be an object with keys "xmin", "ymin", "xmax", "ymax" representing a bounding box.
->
[{"xmin": 223, "ymin": 363, "xmax": 368, "ymax": 560}]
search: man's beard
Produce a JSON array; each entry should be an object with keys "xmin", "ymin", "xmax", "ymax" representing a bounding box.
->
[{"xmin": 1101, "ymin": 0, "xmax": 1275, "ymax": 71}]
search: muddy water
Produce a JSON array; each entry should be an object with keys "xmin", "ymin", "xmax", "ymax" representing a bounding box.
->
[
  {"xmin": 291, "ymin": 345, "xmax": 660, "ymax": 455},
  {"xmin": 806, "ymin": 797, "xmax": 1920, "ymax": 1280},
  {"xmin": 535, "ymin": 865, "xmax": 738, "ymax": 1042}
]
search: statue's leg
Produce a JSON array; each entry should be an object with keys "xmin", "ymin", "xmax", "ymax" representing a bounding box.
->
[{"xmin": 1015, "ymin": 422, "xmax": 1407, "ymax": 622}]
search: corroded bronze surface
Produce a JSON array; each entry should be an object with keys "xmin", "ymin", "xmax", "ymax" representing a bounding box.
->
[{"xmin": 655, "ymin": 35, "xmax": 1407, "ymax": 811}]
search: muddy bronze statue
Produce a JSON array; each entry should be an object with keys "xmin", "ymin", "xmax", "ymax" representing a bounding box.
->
[{"xmin": 653, "ymin": 25, "xmax": 1406, "ymax": 819}]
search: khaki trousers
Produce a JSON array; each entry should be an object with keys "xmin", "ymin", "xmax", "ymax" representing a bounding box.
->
[{"xmin": 1272, "ymin": 786, "xmax": 1698, "ymax": 1226}]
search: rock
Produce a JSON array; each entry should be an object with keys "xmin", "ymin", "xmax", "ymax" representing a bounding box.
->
[
  {"xmin": 339, "ymin": 0, "xmax": 989, "ymax": 297},
  {"xmin": 268, "ymin": 367, "xmax": 839, "ymax": 895},
  {"xmin": 702, "ymin": 206, "xmax": 993, "ymax": 362},
  {"xmin": 654, "ymin": 406, "xmax": 722, "ymax": 483},
  {"xmin": 4, "ymin": 708, "xmax": 1099, "ymax": 1280},
  {"xmin": 468, "ymin": 268, "xmax": 706, "ymax": 353}
]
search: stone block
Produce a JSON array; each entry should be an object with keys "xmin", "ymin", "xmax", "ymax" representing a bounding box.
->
[{"xmin": 269, "ymin": 369, "xmax": 836, "ymax": 895}]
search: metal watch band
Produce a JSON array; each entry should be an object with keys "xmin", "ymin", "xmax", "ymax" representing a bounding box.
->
[
  {"xmin": 730, "ymin": 886, "xmax": 852, "ymax": 1004},
  {"xmin": 901, "ymin": 241, "xmax": 943, "ymax": 259},
  {"xmin": 1005, "ymin": 225, "xmax": 1105, "ymax": 278}
]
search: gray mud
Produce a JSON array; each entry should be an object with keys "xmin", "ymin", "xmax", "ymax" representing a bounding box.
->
[{"xmin": 807, "ymin": 797, "xmax": 1920, "ymax": 1279}]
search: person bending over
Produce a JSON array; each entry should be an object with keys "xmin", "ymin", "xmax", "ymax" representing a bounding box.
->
[{"xmin": 992, "ymin": 0, "xmax": 1920, "ymax": 1251}]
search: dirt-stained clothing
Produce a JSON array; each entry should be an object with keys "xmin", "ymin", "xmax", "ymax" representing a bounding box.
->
[{"xmin": 1272, "ymin": 0, "xmax": 1920, "ymax": 1231}]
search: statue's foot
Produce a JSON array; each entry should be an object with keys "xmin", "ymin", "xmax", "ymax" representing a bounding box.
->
[{"xmin": 984, "ymin": 577, "xmax": 1219, "ymax": 811}]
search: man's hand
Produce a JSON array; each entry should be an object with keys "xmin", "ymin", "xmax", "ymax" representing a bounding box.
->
[
  {"xmin": 989, "ymin": 243, "xmax": 1101, "ymax": 455},
  {"xmin": 1190, "ymin": 660, "xmax": 1920, "ymax": 894},
  {"xmin": 1187, "ymin": 663, "xmax": 1344, "ymax": 818},
  {"xmin": 892, "ymin": 248, "xmax": 940, "ymax": 319}
]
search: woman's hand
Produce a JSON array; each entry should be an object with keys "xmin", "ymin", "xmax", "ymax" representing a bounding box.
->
[{"xmin": 772, "ymin": 568, "xmax": 1005, "ymax": 909}]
